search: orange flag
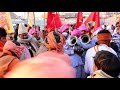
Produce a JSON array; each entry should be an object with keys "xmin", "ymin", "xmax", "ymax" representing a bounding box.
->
[
  {"xmin": 84, "ymin": 12, "xmax": 100, "ymax": 32},
  {"xmin": 47, "ymin": 12, "xmax": 62, "ymax": 32},
  {"xmin": 76, "ymin": 12, "xmax": 83, "ymax": 28}
]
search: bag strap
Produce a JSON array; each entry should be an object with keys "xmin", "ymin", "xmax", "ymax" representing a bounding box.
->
[
  {"xmin": 94, "ymin": 45, "xmax": 99, "ymax": 53},
  {"xmin": 26, "ymin": 42, "xmax": 36, "ymax": 52}
]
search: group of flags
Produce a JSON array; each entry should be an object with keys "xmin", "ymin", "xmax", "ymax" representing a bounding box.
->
[
  {"xmin": 46, "ymin": 12, "xmax": 100, "ymax": 33},
  {"xmin": 0, "ymin": 12, "xmax": 100, "ymax": 34},
  {"xmin": 47, "ymin": 12, "xmax": 62, "ymax": 32}
]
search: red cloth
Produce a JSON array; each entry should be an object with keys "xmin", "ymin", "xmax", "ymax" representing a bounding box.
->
[
  {"xmin": 76, "ymin": 12, "xmax": 83, "ymax": 28},
  {"xmin": 47, "ymin": 12, "xmax": 62, "ymax": 32}
]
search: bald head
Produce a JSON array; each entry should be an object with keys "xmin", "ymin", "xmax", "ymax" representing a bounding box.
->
[{"xmin": 4, "ymin": 55, "xmax": 76, "ymax": 78}]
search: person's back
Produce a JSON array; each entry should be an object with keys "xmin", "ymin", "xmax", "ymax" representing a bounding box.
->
[
  {"xmin": 85, "ymin": 44, "xmax": 117, "ymax": 75},
  {"xmin": 88, "ymin": 50, "xmax": 120, "ymax": 78},
  {"xmin": 36, "ymin": 43, "xmax": 48, "ymax": 55},
  {"xmin": 85, "ymin": 30, "xmax": 117, "ymax": 75}
]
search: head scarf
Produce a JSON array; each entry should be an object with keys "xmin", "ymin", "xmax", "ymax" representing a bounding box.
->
[
  {"xmin": 59, "ymin": 24, "xmax": 69, "ymax": 33},
  {"xmin": 3, "ymin": 40, "xmax": 24, "ymax": 58},
  {"xmin": 78, "ymin": 24, "xmax": 89, "ymax": 33},
  {"xmin": 28, "ymin": 28, "xmax": 40, "ymax": 37},
  {"xmin": 71, "ymin": 29, "xmax": 81, "ymax": 37},
  {"xmin": 44, "ymin": 31, "xmax": 65, "ymax": 52}
]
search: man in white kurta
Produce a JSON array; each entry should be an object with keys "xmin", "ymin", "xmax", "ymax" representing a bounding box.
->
[{"xmin": 84, "ymin": 30, "xmax": 117, "ymax": 75}]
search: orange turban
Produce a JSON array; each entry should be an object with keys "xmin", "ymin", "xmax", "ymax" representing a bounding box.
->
[
  {"xmin": 44, "ymin": 31, "xmax": 65, "ymax": 52},
  {"xmin": 97, "ymin": 33, "xmax": 111, "ymax": 46}
]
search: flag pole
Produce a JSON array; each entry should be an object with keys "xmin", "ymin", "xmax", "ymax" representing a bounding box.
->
[
  {"xmin": 44, "ymin": 12, "xmax": 45, "ymax": 27},
  {"xmin": 33, "ymin": 12, "xmax": 36, "ymax": 26},
  {"xmin": 27, "ymin": 12, "xmax": 29, "ymax": 25}
]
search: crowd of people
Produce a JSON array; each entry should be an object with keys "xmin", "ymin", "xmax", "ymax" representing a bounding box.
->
[{"xmin": 0, "ymin": 21, "xmax": 120, "ymax": 78}]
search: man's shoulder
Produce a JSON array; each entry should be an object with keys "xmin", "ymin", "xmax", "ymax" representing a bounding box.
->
[
  {"xmin": 113, "ymin": 33, "xmax": 120, "ymax": 37},
  {"xmin": 86, "ymin": 46, "xmax": 95, "ymax": 52},
  {"xmin": 85, "ymin": 46, "xmax": 96, "ymax": 57}
]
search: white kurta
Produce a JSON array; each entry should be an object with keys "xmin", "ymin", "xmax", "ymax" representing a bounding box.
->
[{"xmin": 84, "ymin": 44, "xmax": 117, "ymax": 75}]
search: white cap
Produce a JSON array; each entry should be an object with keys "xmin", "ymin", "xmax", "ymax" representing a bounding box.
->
[{"xmin": 18, "ymin": 23, "xmax": 27, "ymax": 34}]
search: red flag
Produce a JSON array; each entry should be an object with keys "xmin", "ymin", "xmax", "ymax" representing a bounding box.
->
[
  {"xmin": 84, "ymin": 12, "xmax": 96, "ymax": 25},
  {"xmin": 94, "ymin": 12, "xmax": 100, "ymax": 31},
  {"xmin": 54, "ymin": 12, "xmax": 62, "ymax": 28},
  {"xmin": 47, "ymin": 12, "xmax": 62, "ymax": 32},
  {"xmin": 47, "ymin": 12, "xmax": 54, "ymax": 30},
  {"xmin": 84, "ymin": 12, "xmax": 100, "ymax": 32},
  {"xmin": 76, "ymin": 12, "xmax": 83, "ymax": 28}
]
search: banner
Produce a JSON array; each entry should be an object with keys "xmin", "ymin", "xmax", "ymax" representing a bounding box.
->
[
  {"xmin": 0, "ymin": 12, "xmax": 14, "ymax": 33},
  {"xmin": 28, "ymin": 12, "xmax": 35, "ymax": 27}
]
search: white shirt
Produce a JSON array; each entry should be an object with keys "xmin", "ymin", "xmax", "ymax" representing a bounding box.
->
[
  {"xmin": 84, "ymin": 44, "xmax": 117, "ymax": 75},
  {"xmin": 112, "ymin": 28, "xmax": 117, "ymax": 36}
]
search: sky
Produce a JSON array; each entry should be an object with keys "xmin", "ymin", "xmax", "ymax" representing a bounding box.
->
[
  {"xmin": 13, "ymin": 12, "xmax": 79, "ymax": 17},
  {"xmin": 14, "ymin": 12, "xmax": 24, "ymax": 16},
  {"xmin": 13, "ymin": 12, "xmax": 44, "ymax": 17}
]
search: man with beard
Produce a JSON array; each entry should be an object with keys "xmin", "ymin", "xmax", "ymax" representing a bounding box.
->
[{"xmin": 17, "ymin": 23, "xmax": 39, "ymax": 57}]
